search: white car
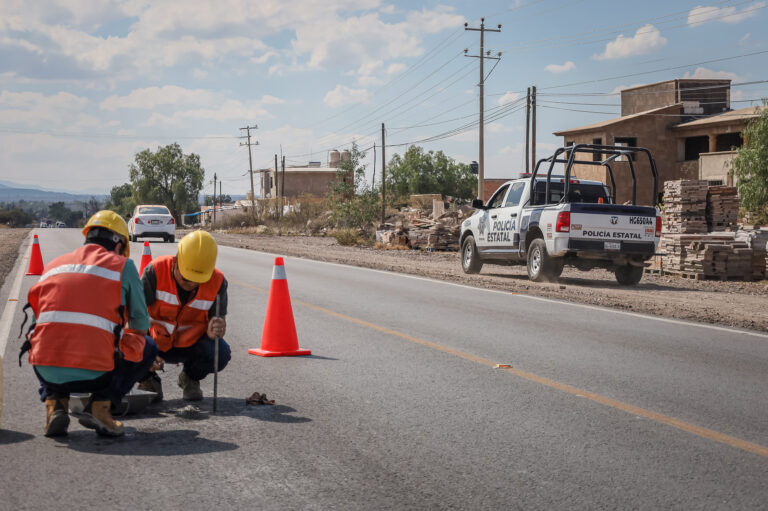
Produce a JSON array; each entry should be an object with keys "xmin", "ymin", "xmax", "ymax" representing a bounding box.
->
[{"xmin": 128, "ymin": 205, "xmax": 176, "ymax": 242}]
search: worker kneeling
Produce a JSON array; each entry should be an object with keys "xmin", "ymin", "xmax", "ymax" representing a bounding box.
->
[
  {"xmin": 137, "ymin": 230, "xmax": 230, "ymax": 402},
  {"xmin": 23, "ymin": 211, "xmax": 159, "ymax": 438}
]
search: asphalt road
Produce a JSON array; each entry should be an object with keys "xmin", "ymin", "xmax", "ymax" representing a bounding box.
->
[{"xmin": 1, "ymin": 229, "xmax": 767, "ymax": 510}]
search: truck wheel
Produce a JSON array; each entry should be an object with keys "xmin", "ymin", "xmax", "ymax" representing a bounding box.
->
[
  {"xmin": 615, "ymin": 264, "xmax": 643, "ymax": 286},
  {"xmin": 461, "ymin": 235, "xmax": 483, "ymax": 274},
  {"xmin": 527, "ymin": 238, "xmax": 556, "ymax": 282}
]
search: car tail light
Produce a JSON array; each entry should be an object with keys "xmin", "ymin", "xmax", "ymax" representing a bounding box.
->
[
  {"xmin": 655, "ymin": 216, "xmax": 661, "ymax": 237},
  {"xmin": 167, "ymin": 218, "xmax": 175, "ymax": 224},
  {"xmin": 556, "ymin": 211, "xmax": 570, "ymax": 232},
  {"xmin": 559, "ymin": 179, "xmax": 580, "ymax": 184},
  {"xmin": 135, "ymin": 218, "xmax": 143, "ymax": 224}
]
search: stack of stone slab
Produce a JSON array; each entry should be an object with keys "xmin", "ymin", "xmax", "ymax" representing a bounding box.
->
[
  {"xmin": 660, "ymin": 233, "xmax": 752, "ymax": 279},
  {"xmin": 735, "ymin": 229, "xmax": 768, "ymax": 280},
  {"xmin": 706, "ymin": 186, "xmax": 740, "ymax": 231},
  {"xmin": 662, "ymin": 180, "xmax": 708, "ymax": 234}
]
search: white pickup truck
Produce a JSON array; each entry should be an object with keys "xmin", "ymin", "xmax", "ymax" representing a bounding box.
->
[{"xmin": 460, "ymin": 144, "xmax": 661, "ymax": 285}]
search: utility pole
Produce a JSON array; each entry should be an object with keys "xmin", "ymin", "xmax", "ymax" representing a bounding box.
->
[
  {"xmin": 212, "ymin": 173, "xmax": 217, "ymax": 225},
  {"xmin": 465, "ymin": 18, "xmax": 501, "ymax": 201},
  {"xmin": 531, "ymin": 85, "xmax": 537, "ymax": 171},
  {"xmin": 372, "ymin": 142, "xmax": 376, "ymax": 189},
  {"xmin": 274, "ymin": 154, "xmax": 278, "ymax": 198},
  {"xmin": 219, "ymin": 181, "xmax": 222, "ymax": 209},
  {"xmin": 239, "ymin": 125, "xmax": 258, "ymax": 219},
  {"xmin": 281, "ymin": 155, "xmax": 286, "ymax": 218},
  {"xmin": 381, "ymin": 123, "xmax": 386, "ymax": 224},
  {"xmin": 525, "ymin": 87, "xmax": 531, "ymax": 174}
]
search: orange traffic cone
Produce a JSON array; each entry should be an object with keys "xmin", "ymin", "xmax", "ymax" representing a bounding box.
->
[
  {"xmin": 248, "ymin": 257, "xmax": 311, "ymax": 357},
  {"xmin": 138, "ymin": 241, "xmax": 152, "ymax": 276},
  {"xmin": 26, "ymin": 234, "xmax": 44, "ymax": 275}
]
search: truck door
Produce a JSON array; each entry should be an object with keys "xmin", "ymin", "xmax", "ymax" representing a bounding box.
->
[{"xmin": 478, "ymin": 182, "xmax": 525, "ymax": 256}]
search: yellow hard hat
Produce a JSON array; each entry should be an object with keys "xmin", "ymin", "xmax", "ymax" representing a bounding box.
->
[
  {"xmin": 82, "ymin": 210, "xmax": 131, "ymax": 257},
  {"xmin": 177, "ymin": 230, "xmax": 218, "ymax": 283}
]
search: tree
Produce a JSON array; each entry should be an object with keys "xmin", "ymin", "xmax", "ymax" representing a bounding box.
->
[
  {"xmin": 106, "ymin": 183, "xmax": 136, "ymax": 219},
  {"xmin": 733, "ymin": 103, "xmax": 768, "ymax": 220},
  {"xmin": 385, "ymin": 145, "xmax": 476, "ymax": 201},
  {"xmin": 128, "ymin": 143, "xmax": 205, "ymax": 222},
  {"xmin": 326, "ymin": 143, "xmax": 381, "ymax": 230},
  {"xmin": 0, "ymin": 206, "xmax": 33, "ymax": 227}
]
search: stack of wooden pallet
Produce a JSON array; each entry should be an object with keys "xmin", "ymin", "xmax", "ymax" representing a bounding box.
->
[
  {"xmin": 660, "ymin": 233, "xmax": 752, "ymax": 279},
  {"xmin": 706, "ymin": 186, "xmax": 740, "ymax": 231},
  {"xmin": 662, "ymin": 180, "xmax": 709, "ymax": 234}
]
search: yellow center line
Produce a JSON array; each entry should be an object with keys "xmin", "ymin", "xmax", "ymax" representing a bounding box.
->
[{"xmin": 232, "ymin": 278, "xmax": 768, "ymax": 459}]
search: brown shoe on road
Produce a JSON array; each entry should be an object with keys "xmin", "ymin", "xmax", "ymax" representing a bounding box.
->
[
  {"xmin": 44, "ymin": 396, "xmax": 70, "ymax": 437},
  {"xmin": 77, "ymin": 398, "xmax": 124, "ymax": 437},
  {"xmin": 178, "ymin": 371, "xmax": 203, "ymax": 401},
  {"xmin": 137, "ymin": 373, "xmax": 164, "ymax": 403}
]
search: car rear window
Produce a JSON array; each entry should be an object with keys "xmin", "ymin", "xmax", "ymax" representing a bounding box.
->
[
  {"xmin": 138, "ymin": 206, "xmax": 171, "ymax": 215},
  {"xmin": 532, "ymin": 181, "xmax": 609, "ymax": 205}
]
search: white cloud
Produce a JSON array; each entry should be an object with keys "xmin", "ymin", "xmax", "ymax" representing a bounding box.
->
[
  {"xmin": 687, "ymin": 3, "xmax": 765, "ymax": 27},
  {"xmin": 323, "ymin": 85, "xmax": 371, "ymax": 107},
  {"xmin": 0, "ymin": 90, "xmax": 93, "ymax": 127},
  {"xmin": 193, "ymin": 68, "xmax": 208, "ymax": 80},
  {"xmin": 487, "ymin": 122, "xmax": 512, "ymax": 133},
  {"xmin": 611, "ymin": 83, "xmax": 644, "ymax": 94},
  {"xmin": 592, "ymin": 24, "xmax": 667, "ymax": 60},
  {"xmin": 682, "ymin": 67, "xmax": 743, "ymax": 82},
  {"xmin": 387, "ymin": 63, "xmax": 406, "ymax": 75},
  {"xmin": 100, "ymin": 86, "xmax": 220, "ymax": 110},
  {"xmin": 498, "ymin": 91, "xmax": 521, "ymax": 106},
  {"xmin": 545, "ymin": 61, "xmax": 575, "ymax": 74}
]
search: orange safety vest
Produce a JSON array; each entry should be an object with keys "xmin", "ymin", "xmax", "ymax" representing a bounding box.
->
[
  {"xmin": 147, "ymin": 255, "xmax": 224, "ymax": 352},
  {"xmin": 27, "ymin": 244, "xmax": 146, "ymax": 371}
]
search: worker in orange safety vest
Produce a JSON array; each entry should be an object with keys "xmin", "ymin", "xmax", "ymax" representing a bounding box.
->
[
  {"xmin": 22, "ymin": 210, "xmax": 159, "ymax": 437},
  {"xmin": 137, "ymin": 230, "xmax": 230, "ymax": 402}
]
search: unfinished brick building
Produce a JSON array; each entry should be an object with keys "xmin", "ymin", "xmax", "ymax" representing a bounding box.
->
[{"xmin": 554, "ymin": 79, "xmax": 764, "ymax": 205}]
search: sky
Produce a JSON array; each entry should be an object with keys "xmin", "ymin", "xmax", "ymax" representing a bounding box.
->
[{"xmin": 1, "ymin": 0, "xmax": 767, "ymax": 196}]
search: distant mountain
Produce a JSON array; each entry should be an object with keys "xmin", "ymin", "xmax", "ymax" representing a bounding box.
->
[{"xmin": 0, "ymin": 182, "xmax": 107, "ymax": 203}]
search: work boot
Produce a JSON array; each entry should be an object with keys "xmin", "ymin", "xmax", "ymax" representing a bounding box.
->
[
  {"xmin": 178, "ymin": 371, "xmax": 203, "ymax": 401},
  {"xmin": 137, "ymin": 373, "xmax": 163, "ymax": 403},
  {"xmin": 77, "ymin": 398, "xmax": 124, "ymax": 437},
  {"xmin": 43, "ymin": 396, "xmax": 70, "ymax": 437}
]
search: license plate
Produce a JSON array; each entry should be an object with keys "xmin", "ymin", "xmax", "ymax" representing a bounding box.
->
[
  {"xmin": 604, "ymin": 241, "xmax": 621, "ymax": 251},
  {"xmin": 150, "ymin": 219, "xmax": 161, "ymax": 224}
]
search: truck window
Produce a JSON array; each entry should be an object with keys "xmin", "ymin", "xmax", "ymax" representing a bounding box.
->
[
  {"xmin": 486, "ymin": 184, "xmax": 509, "ymax": 209},
  {"xmin": 532, "ymin": 182, "xmax": 609, "ymax": 205},
  {"xmin": 504, "ymin": 182, "xmax": 526, "ymax": 207}
]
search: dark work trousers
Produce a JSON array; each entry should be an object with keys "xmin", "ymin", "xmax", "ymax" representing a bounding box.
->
[
  {"xmin": 35, "ymin": 336, "xmax": 159, "ymax": 407},
  {"xmin": 156, "ymin": 335, "xmax": 231, "ymax": 381}
]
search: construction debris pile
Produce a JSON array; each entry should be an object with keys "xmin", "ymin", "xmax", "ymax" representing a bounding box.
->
[
  {"xmin": 735, "ymin": 229, "xmax": 768, "ymax": 280},
  {"xmin": 376, "ymin": 199, "xmax": 471, "ymax": 251},
  {"xmin": 659, "ymin": 180, "xmax": 764, "ymax": 280}
]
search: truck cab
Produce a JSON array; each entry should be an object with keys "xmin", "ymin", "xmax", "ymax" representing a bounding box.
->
[{"xmin": 460, "ymin": 144, "xmax": 661, "ymax": 285}]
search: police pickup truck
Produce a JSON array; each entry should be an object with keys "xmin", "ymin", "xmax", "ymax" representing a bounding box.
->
[{"xmin": 460, "ymin": 144, "xmax": 661, "ymax": 285}]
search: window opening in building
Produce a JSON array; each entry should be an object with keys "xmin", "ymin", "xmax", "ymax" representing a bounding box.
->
[
  {"xmin": 684, "ymin": 136, "xmax": 709, "ymax": 161},
  {"xmin": 614, "ymin": 137, "xmax": 637, "ymax": 161},
  {"xmin": 592, "ymin": 138, "xmax": 602, "ymax": 161},
  {"xmin": 715, "ymin": 133, "xmax": 743, "ymax": 152}
]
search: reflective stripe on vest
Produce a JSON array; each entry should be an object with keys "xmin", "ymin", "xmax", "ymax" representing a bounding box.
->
[
  {"xmin": 188, "ymin": 299, "xmax": 213, "ymax": 311},
  {"xmin": 37, "ymin": 310, "xmax": 120, "ymax": 337},
  {"xmin": 39, "ymin": 263, "xmax": 121, "ymax": 283},
  {"xmin": 150, "ymin": 316, "xmax": 175, "ymax": 334},
  {"xmin": 156, "ymin": 290, "xmax": 179, "ymax": 305}
]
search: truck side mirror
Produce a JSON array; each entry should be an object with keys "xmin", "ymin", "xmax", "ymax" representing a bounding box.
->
[{"xmin": 471, "ymin": 198, "xmax": 485, "ymax": 209}]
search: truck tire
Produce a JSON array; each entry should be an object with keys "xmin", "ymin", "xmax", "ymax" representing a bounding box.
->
[
  {"xmin": 615, "ymin": 264, "xmax": 643, "ymax": 286},
  {"xmin": 527, "ymin": 238, "xmax": 557, "ymax": 282},
  {"xmin": 461, "ymin": 235, "xmax": 483, "ymax": 274}
]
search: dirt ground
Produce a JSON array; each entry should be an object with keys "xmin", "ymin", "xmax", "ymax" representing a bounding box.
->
[
  {"xmin": 0, "ymin": 228, "xmax": 30, "ymax": 291},
  {"xmin": 1, "ymin": 228, "xmax": 765, "ymax": 333}
]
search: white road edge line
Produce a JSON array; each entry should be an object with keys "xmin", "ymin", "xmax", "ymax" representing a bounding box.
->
[
  {"xmin": 0, "ymin": 234, "xmax": 32, "ymax": 359},
  {"xmin": 218, "ymin": 244, "xmax": 768, "ymax": 340}
]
